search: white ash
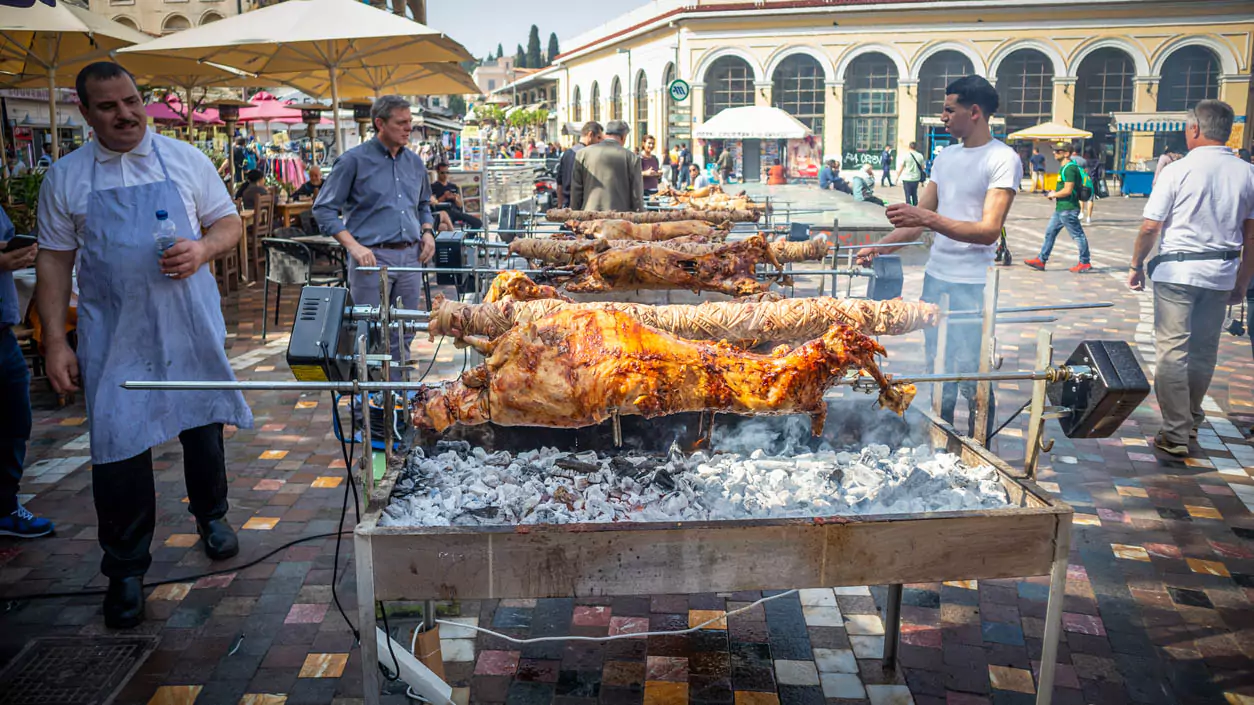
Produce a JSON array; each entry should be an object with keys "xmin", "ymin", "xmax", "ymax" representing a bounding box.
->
[{"xmin": 380, "ymin": 437, "xmax": 1009, "ymax": 528}]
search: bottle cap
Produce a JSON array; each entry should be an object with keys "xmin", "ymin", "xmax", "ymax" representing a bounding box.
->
[{"xmin": 156, "ymin": 210, "xmax": 168, "ymax": 220}]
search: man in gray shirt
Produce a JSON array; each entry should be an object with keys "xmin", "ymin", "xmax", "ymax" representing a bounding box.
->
[
  {"xmin": 314, "ymin": 95, "xmax": 435, "ymax": 380},
  {"xmin": 571, "ymin": 120, "xmax": 643, "ymax": 212},
  {"xmin": 557, "ymin": 121, "xmax": 602, "ymax": 208}
]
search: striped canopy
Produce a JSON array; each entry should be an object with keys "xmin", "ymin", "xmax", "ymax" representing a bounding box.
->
[{"xmin": 1110, "ymin": 112, "xmax": 1188, "ymax": 133}]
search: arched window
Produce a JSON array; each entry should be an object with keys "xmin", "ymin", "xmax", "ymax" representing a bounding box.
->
[
  {"xmin": 200, "ymin": 11, "xmax": 224, "ymax": 25},
  {"xmin": 703, "ymin": 56, "xmax": 754, "ymax": 119},
  {"xmin": 162, "ymin": 14, "xmax": 191, "ymax": 34},
  {"xmin": 634, "ymin": 71, "xmax": 648, "ymax": 143},
  {"xmin": 590, "ymin": 82, "xmax": 600, "ymax": 122},
  {"xmin": 1074, "ymin": 48, "xmax": 1134, "ymax": 161},
  {"xmin": 772, "ymin": 54, "xmax": 824, "ymax": 141},
  {"xmin": 610, "ymin": 77, "xmax": 622, "ymax": 121},
  {"xmin": 843, "ymin": 53, "xmax": 898, "ymax": 157},
  {"xmin": 112, "ymin": 15, "xmax": 140, "ymax": 31},
  {"xmin": 571, "ymin": 86, "xmax": 581, "ymax": 123},
  {"xmin": 1157, "ymin": 45, "xmax": 1219, "ymax": 112},
  {"xmin": 996, "ymin": 49, "xmax": 1054, "ymax": 135},
  {"xmin": 917, "ymin": 51, "xmax": 974, "ymax": 122}
]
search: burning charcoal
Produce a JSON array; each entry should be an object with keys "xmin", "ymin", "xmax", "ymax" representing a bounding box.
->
[
  {"xmin": 554, "ymin": 457, "xmax": 600, "ymax": 474},
  {"xmin": 435, "ymin": 439, "xmax": 473, "ymax": 457}
]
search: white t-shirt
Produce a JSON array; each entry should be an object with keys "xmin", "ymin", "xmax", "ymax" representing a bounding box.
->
[
  {"xmin": 896, "ymin": 149, "xmax": 924, "ymax": 182},
  {"xmin": 1144, "ymin": 146, "xmax": 1254, "ymax": 291},
  {"xmin": 39, "ymin": 131, "xmax": 237, "ymax": 251},
  {"xmin": 925, "ymin": 140, "xmax": 1023, "ymax": 284}
]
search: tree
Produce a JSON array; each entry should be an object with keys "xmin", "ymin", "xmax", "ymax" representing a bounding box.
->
[
  {"xmin": 546, "ymin": 33, "xmax": 560, "ymax": 65},
  {"xmin": 448, "ymin": 95, "xmax": 467, "ymax": 117},
  {"xmin": 514, "ymin": 43, "xmax": 526, "ymax": 69},
  {"xmin": 526, "ymin": 25, "xmax": 543, "ymax": 70},
  {"xmin": 495, "ymin": 43, "xmax": 504, "ymax": 60}
]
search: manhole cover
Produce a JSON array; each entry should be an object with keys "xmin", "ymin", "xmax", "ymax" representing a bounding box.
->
[{"xmin": 0, "ymin": 636, "xmax": 158, "ymax": 705}]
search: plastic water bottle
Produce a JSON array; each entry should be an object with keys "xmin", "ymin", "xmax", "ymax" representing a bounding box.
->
[{"xmin": 153, "ymin": 210, "xmax": 177, "ymax": 256}]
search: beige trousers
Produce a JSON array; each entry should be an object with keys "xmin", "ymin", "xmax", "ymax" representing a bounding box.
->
[{"xmin": 1153, "ymin": 281, "xmax": 1228, "ymax": 444}]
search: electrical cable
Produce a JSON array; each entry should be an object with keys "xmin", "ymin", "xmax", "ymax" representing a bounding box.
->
[{"xmin": 377, "ymin": 600, "xmax": 403, "ymax": 681}]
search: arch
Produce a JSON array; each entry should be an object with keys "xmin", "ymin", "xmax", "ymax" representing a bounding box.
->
[
  {"xmin": 835, "ymin": 44, "xmax": 908, "ymax": 84},
  {"xmin": 589, "ymin": 81, "xmax": 600, "ymax": 122},
  {"xmin": 764, "ymin": 45, "xmax": 834, "ymax": 83},
  {"xmin": 1157, "ymin": 44, "xmax": 1220, "ymax": 112},
  {"xmin": 634, "ymin": 69, "xmax": 648, "ymax": 140},
  {"xmin": 111, "ymin": 15, "xmax": 139, "ymax": 31},
  {"xmin": 772, "ymin": 54, "xmax": 826, "ymax": 140},
  {"xmin": 988, "ymin": 39, "xmax": 1067, "ymax": 80},
  {"xmin": 703, "ymin": 56, "xmax": 755, "ymax": 119},
  {"xmin": 909, "ymin": 41, "xmax": 986, "ymax": 81},
  {"xmin": 161, "ymin": 13, "xmax": 191, "ymax": 33},
  {"xmin": 1068, "ymin": 37, "xmax": 1149, "ymax": 79},
  {"xmin": 917, "ymin": 49, "xmax": 976, "ymax": 124},
  {"xmin": 200, "ymin": 11, "xmax": 224, "ymax": 25},
  {"xmin": 609, "ymin": 76, "xmax": 623, "ymax": 121},
  {"xmin": 694, "ymin": 47, "xmax": 764, "ymax": 85},
  {"xmin": 571, "ymin": 85, "xmax": 582, "ymax": 123},
  {"xmin": 1150, "ymin": 35, "xmax": 1240, "ymax": 76}
]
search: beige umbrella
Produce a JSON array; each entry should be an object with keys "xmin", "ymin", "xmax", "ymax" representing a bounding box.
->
[
  {"xmin": 273, "ymin": 62, "xmax": 480, "ymax": 101},
  {"xmin": 116, "ymin": 0, "xmax": 473, "ymax": 155}
]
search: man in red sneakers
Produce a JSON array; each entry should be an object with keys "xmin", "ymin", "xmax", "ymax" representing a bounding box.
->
[{"xmin": 1024, "ymin": 143, "xmax": 1091, "ymax": 273}]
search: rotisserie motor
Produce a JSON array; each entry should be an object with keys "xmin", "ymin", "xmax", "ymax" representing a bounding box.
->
[
  {"xmin": 414, "ymin": 308, "xmax": 916, "ymax": 434},
  {"xmin": 428, "ymin": 295, "xmax": 940, "ymax": 347}
]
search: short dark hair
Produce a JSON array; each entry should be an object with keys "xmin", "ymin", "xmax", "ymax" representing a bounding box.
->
[
  {"xmin": 908, "ymin": 142, "xmax": 917, "ymax": 149},
  {"xmin": 580, "ymin": 121, "xmax": 603, "ymax": 137},
  {"xmin": 945, "ymin": 75, "xmax": 999, "ymax": 118},
  {"xmin": 246, "ymin": 169, "xmax": 264, "ymax": 183},
  {"xmin": 75, "ymin": 61, "xmax": 138, "ymax": 108}
]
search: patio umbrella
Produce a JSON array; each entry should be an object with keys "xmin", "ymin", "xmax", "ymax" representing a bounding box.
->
[
  {"xmin": 237, "ymin": 91, "xmax": 305, "ymax": 124},
  {"xmin": 146, "ymin": 96, "xmax": 222, "ymax": 126},
  {"xmin": 695, "ymin": 106, "xmax": 812, "ymax": 140},
  {"xmin": 270, "ymin": 61, "xmax": 480, "ymax": 101},
  {"xmin": 1006, "ymin": 122, "xmax": 1093, "ymax": 141},
  {"xmin": 116, "ymin": 0, "xmax": 473, "ymax": 155}
]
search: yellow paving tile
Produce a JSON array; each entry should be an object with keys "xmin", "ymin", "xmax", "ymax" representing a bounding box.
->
[
  {"xmin": 688, "ymin": 610, "xmax": 727, "ymax": 630},
  {"xmin": 1187, "ymin": 558, "xmax": 1230, "ymax": 577},
  {"xmin": 147, "ymin": 685, "xmax": 203, "ymax": 705},
  {"xmin": 733, "ymin": 692, "xmax": 779, "ymax": 705},
  {"xmin": 1111, "ymin": 544, "xmax": 1151, "ymax": 562},
  {"xmin": 149, "ymin": 583, "xmax": 194, "ymax": 601},
  {"xmin": 254, "ymin": 366, "xmax": 276, "ymax": 373},
  {"xmin": 1121, "ymin": 438, "xmax": 1149, "ymax": 447},
  {"xmin": 295, "ymin": 400, "xmax": 318, "ymax": 409},
  {"xmin": 259, "ymin": 450, "xmax": 288, "ymax": 460},
  {"xmin": 1184, "ymin": 457, "xmax": 1214, "ymax": 469},
  {"xmin": 644, "ymin": 681, "xmax": 689, "ymax": 705},
  {"xmin": 1116, "ymin": 486, "xmax": 1148, "ymax": 498},
  {"xmin": 239, "ymin": 695, "xmax": 287, "ymax": 705},
  {"xmin": 311, "ymin": 476, "xmax": 344, "ymax": 489},
  {"xmin": 1072, "ymin": 514, "xmax": 1101, "ymax": 526},
  {"xmin": 164, "ymin": 534, "xmax": 200, "ymax": 548},
  {"xmin": 988, "ymin": 665, "xmax": 1035, "ymax": 694},
  {"xmin": 943, "ymin": 580, "xmax": 978, "ymax": 590},
  {"xmin": 1185, "ymin": 505, "xmax": 1223, "ymax": 520},
  {"xmin": 298, "ymin": 653, "xmax": 349, "ymax": 678},
  {"xmin": 242, "ymin": 517, "xmax": 280, "ymax": 531},
  {"xmin": 1225, "ymin": 694, "xmax": 1254, "ymax": 705},
  {"xmin": 60, "ymin": 417, "xmax": 86, "ymax": 426}
]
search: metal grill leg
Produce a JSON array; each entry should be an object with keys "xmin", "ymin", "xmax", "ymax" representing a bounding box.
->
[{"xmin": 883, "ymin": 583, "xmax": 903, "ymax": 670}]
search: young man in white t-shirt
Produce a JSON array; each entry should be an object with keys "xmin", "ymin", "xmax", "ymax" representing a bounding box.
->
[
  {"xmin": 1128, "ymin": 100, "xmax": 1254, "ymax": 457},
  {"xmin": 856, "ymin": 75, "xmax": 1022, "ymax": 436}
]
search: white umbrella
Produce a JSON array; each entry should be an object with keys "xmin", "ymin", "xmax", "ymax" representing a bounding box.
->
[
  {"xmin": 117, "ymin": 0, "xmax": 473, "ymax": 155},
  {"xmin": 695, "ymin": 106, "xmax": 813, "ymax": 140}
]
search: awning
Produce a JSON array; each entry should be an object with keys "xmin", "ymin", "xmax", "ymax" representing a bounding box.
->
[
  {"xmin": 1110, "ymin": 112, "xmax": 1188, "ymax": 133},
  {"xmin": 695, "ymin": 106, "xmax": 811, "ymax": 140},
  {"xmin": 417, "ymin": 114, "xmax": 462, "ymax": 132},
  {"xmin": 1006, "ymin": 121, "xmax": 1092, "ymax": 141}
]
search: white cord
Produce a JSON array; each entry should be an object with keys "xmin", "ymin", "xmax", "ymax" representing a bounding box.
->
[{"xmin": 432, "ymin": 589, "xmax": 798, "ymax": 644}]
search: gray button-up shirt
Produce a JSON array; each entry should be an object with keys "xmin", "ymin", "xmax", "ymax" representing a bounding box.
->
[{"xmin": 313, "ymin": 138, "xmax": 434, "ymax": 247}]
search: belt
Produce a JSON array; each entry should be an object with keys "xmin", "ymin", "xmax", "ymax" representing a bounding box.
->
[
  {"xmin": 1147, "ymin": 249, "xmax": 1242, "ymax": 278},
  {"xmin": 374, "ymin": 241, "xmax": 416, "ymax": 251}
]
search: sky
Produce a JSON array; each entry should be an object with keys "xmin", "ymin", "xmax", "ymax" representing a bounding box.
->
[{"xmin": 427, "ymin": 0, "xmax": 653, "ymax": 61}]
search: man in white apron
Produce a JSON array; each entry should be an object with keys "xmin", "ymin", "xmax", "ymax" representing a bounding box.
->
[{"xmin": 35, "ymin": 62, "xmax": 252, "ymax": 629}]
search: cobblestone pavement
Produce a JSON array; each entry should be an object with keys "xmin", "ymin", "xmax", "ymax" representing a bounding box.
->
[{"xmin": 2, "ymin": 188, "xmax": 1253, "ymax": 705}]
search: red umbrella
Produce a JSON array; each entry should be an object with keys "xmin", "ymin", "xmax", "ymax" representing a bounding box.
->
[
  {"xmin": 146, "ymin": 97, "xmax": 222, "ymax": 125},
  {"xmin": 238, "ymin": 90, "xmax": 306, "ymax": 124}
]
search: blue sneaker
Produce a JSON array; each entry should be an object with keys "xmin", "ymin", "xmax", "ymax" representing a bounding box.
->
[{"xmin": 0, "ymin": 505, "xmax": 54, "ymax": 538}]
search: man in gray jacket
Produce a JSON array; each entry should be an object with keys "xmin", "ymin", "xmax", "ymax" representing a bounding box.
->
[{"xmin": 571, "ymin": 120, "xmax": 644, "ymax": 212}]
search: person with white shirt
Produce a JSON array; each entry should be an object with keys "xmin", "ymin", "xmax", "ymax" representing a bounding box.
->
[
  {"xmin": 1128, "ymin": 99, "xmax": 1254, "ymax": 457},
  {"xmin": 896, "ymin": 141, "xmax": 926, "ymax": 206},
  {"xmin": 855, "ymin": 75, "xmax": 1021, "ymax": 437},
  {"xmin": 36, "ymin": 62, "xmax": 252, "ymax": 630}
]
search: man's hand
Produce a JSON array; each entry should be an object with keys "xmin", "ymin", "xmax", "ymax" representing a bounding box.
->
[
  {"xmin": 160, "ymin": 238, "xmax": 210, "ymax": 279},
  {"xmin": 885, "ymin": 203, "xmax": 932, "ymax": 229},
  {"xmin": 1127, "ymin": 267, "xmax": 1146, "ymax": 291},
  {"xmin": 1230, "ymin": 285, "xmax": 1247, "ymax": 306},
  {"xmin": 348, "ymin": 242, "xmax": 376, "ymax": 267},
  {"xmin": 854, "ymin": 248, "xmax": 877, "ymax": 267},
  {"xmin": 419, "ymin": 230, "xmax": 436, "ymax": 264},
  {"xmin": 0, "ymin": 243, "xmax": 37, "ymax": 272},
  {"xmin": 44, "ymin": 341, "xmax": 80, "ymax": 394}
]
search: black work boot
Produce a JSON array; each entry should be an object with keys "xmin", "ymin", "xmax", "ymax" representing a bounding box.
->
[
  {"xmin": 104, "ymin": 576, "xmax": 145, "ymax": 629},
  {"xmin": 197, "ymin": 518, "xmax": 240, "ymax": 560}
]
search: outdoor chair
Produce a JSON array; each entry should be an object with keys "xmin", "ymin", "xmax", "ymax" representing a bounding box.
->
[
  {"xmin": 260, "ymin": 232, "xmax": 343, "ymax": 340},
  {"xmin": 251, "ymin": 193, "xmax": 275, "ymax": 276}
]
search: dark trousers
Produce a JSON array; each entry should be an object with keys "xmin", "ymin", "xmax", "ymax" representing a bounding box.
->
[
  {"xmin": 921, "ymin": 275, "xmax": 996, "ymax": 438},
  {"xmin": 1248, "ymin": 286, "xmax": 1254, "ymax": 361},
  {"xmin": 902, "ymin": 180, "xmax": 920, "ymax": 206},
  {"xmin": 447, "ymin": 206, "xmax": 483, "ymax": 230},
  {"xmin": 92, "ymin": 423, "xmax": 228, "ymax": 578},
  {"xmin": 881, "ymin": 167, "xmax": 893, "ymax": 186},
  {"xmin": 0, "ymin": 327, "xmax": 31, "ymax": 515}
]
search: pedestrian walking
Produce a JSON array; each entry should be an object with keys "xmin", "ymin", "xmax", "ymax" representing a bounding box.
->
[
  {"xmin": 1081, "ymin": 146, "xmax": 1104, "ymax": 224},
  {"xmin": 1153, "ymin": 146, "xmax": 1183, "ymax": 187},
  {"xmin": 716, "ymin": 146, "xmax": 733, "ymax": 185},
  {"xmin": 1128, "ymin": 99, "xmax": 1254, "ymax": 457},
  {"xmin": 852, "ymin": 164, "xmax": 885, "ymax": 205},
  {"xmin": 639, "ymin": 134, "xmax": 662, "ymax": 198},
  {"xmin": 557, "ymin": 122, "xmax": 602, "ymax": 208},
  {"xmin": 1024, "ymin": 143, "xmax": 1091, "ymax": 273},
  {"xmin": 880, "ymin": 144, "xmax": 894, "ymax": 186},
  {"xmin": 854, "ymin": 75, "xmax": 1020, "ymax": 437},
  {"xmin": 896, "ymin": 142, "xmax": 925, "ymax": 206},
  {"xmin": 679, "ymin": 143, "xmax": 692, "ymax": 188},
  {"xmin": 668, "ymin": 143, "xmax": 681, "ymax": 185},
  {"xmin": 1029, "ymin": 148, "xmax": 1046, "ymax": 192},
  {"xmin": 571, "ymin": 120, "xmax": 643, "ymax": 212},
  {"xmin": 36, "ymin": 62, "xmax": 252, "ymax": 628}
]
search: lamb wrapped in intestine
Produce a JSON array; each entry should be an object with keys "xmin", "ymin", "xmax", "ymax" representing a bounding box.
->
[
  {"xmin": 565, "ymin": 219, "xmax": 730, "ymax": 241},
  {"xmin": 482, "ymin": 271, "xmax": 571, "ymax": 303},
  {"xmin": 545, "ymin": 208, "xmax": 761, "ymax": 224},
  {"xmin": 509, "ymin": 235, "xmax": 829, "ymax": 266}
]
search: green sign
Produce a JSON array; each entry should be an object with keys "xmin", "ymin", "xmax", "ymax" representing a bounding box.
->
[{"xmin": 668, "ymin": 79, "xmax": 691, "ymax": 103}]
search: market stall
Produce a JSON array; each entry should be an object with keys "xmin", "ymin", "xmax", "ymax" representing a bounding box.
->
[
  {"xmin": 694, "ymin": 105, "xmax": 812, "ymax": 183},
  {"xmin": 1108, "ymin": 112, "xmax": 1187, "ymax": 197},
  {"xmin": 1006, "ymin": 121, "xmax": 1093, "ymax": 192}
]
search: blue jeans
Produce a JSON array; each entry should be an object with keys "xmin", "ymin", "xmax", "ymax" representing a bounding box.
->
[
  {"xmin": 1039, "ymin": 209, "xmax": 1090, "ymax": 264},
  {"xmin": 920, "ymin": 275, "xmax": 996, "ymax": 438},
  {"xmin": 1247, "ymin": 285, "xmax": 1254, "ymax": 361},
  {"xmin": 0, "ymin": 327, "xmax": 31, "ymax": 514}
]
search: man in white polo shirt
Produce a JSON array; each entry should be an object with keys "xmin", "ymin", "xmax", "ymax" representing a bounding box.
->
[
  {"xmin": 856, "ymin": 76, "xmax": 1021, "ymax": 437},
  {"xmin": 1128, "ymin": 99, "xmax": 1254, "ymax": 457}
]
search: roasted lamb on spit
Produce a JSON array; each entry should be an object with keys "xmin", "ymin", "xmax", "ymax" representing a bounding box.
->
[
  {"xmin": 509, "ymin": 235, "xmax": 829, "ymax": 266},
  {"xmin": 564, "ymin": 218, "xmax": 730, "ymax": 241},
  {"xmin": 428, "ymin": 294, "xmax": 940, "ymax": 347},
  {"xmin": 414, "ymin": 308, "xmax": 916, "ymax": 434},
  {"xmin": 545, "ymin": 208, "xmax": 761, "ymax": 224},
  {"xmin": 483, "ymin": 270, "xmax": 571, "ymax": 303}
]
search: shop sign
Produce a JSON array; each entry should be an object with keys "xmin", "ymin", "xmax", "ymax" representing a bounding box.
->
[{"xmin": 668, "ymin": 79, "xmax": 691, "ymax": 103}]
